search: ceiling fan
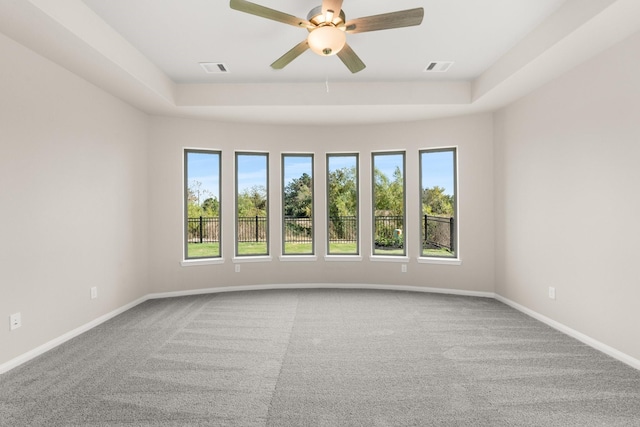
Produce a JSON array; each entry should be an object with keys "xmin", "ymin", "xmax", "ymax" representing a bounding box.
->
[{"xmin": 229, "ymin": 0, "xmax": 424, "ymax": 73}]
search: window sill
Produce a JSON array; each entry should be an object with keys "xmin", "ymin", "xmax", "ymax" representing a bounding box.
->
[
  {"xmin": 279, "ymin": 255, "xmax": 318, "ymax": 262},
  {"xmin": 369, "ymin": 255, "xmax": 410, "ymax": 263},
  {"xmin": 417, "ymin": 257, "xmax": 462, "ymax": 266},
  {"xmin": 324, "ymin": 255, "xmax": 363, "ymax": 262},
  {"xmin": 181, "ymin": 258, "xmax": 224, "ymax": 267},
  {"xmin": 233, "ymin": 256, "xmax": 273, "ymax": 263}
]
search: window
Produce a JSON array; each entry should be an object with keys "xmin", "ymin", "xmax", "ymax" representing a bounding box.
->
[
  {"xmin": 420, "ymin": 148, "xmax": 457, "ymax": 258},
  {"xmin": 372, "ymin": 152, "xmax": 405, "ymax": 256},
  {"xmin": 282, "ymin": 154, "xmax": 314, "ymax": 255},
  {"xmin": 235, "ymin": 152, "xmax": 269, "ymax": 256},
  {"xmin": 184, "ymin": 150, "xmax": 221, "ymax": 259},
  {"xmin": 327, "ymin": 154, "xmax": 359, "ymax": 255}
]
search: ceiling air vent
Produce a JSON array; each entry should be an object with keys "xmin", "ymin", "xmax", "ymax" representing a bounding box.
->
[
  {"xmin": 424, "ymin": 61, "xmax": 453, "ymax": 72},
  {"xmin": 200, "ymin": 62, "xmax": 229, "ymax": 73}
]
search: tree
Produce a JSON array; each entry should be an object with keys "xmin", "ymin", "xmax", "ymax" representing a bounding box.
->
[
  {"xmin": 328, "ymin": 166, "xmax": 357, "ymax": 239},
  {"xmin": 187, "ymin": 180, "xmax": 220, "ymax": 219},
  {"xmin": 188, "ymin": 180, "xmax": 212, "ymax": 206},
  {"xmin": 237, "ymin": 185, "xmax": 267, "ymax": 217},
  {"xmin": 328, "ymin": 166, "xmax": 357, "ymax": 217},
  {"xmin": 201, "ymin": 197, "xmax": 219, "ymax": 217},
  {"xmin": 374, "ymin": 166, "xmax": 403, "ymax": 216},
  {"xmin": 372, "ymin": 166, "xmax": 404, "ymax": 247},
  {"xmin": 283, "ymin": 173, "xmax": 312, "ymax": 217},
  {"xmin": 422, "ymin": 186, "xmax": 454, "ymax": 216}
]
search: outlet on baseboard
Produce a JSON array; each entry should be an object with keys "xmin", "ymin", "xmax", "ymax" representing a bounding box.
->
[
  {"xmin": 10, "ymin": 312, "xmax": 21, "ymax": 331},
  {"xmin": 548, "ymin": 286, "xmax": 556, "ymax": 300},
  {"xmin": 90, "ymin": 286, "xmax": 98, "ymax": 299}
]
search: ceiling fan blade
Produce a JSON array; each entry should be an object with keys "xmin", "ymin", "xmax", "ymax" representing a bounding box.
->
[
  {"xmin": 345, "ymin": 8, "xmax": 424, "ymax": 34},
  {"xmin": 322, "ymin": 0, "xmax": 343, "ymax": 18},
  {"xmin": 230, "ymin": 0, "xmax": 312, "ymax": 28},
  {"xmin": 271, "ymin": 40, "xmax": 310, "ymax": 70},
  {"xmin": 337, "ymin": 43, "xmax": 366, "ymax": 74}
]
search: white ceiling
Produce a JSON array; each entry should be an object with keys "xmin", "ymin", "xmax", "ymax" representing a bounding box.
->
[
  {"xmin": 2, "ymin": 0, "xmax": 640, "ymax": 125},
  {"xmin": 81, "ymin": 0, "xmax": 565, "ymax": 84}
]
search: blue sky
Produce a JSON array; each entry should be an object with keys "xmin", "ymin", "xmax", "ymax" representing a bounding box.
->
[
  {"xmin": 188, "ymin": 151, "xmax": 455, "ymax": 199},
  {"xmin": 186, "ymin": 152, "xmax": 220, "ymax": 199},
  {"xmin": 283, "ymin": 155, "xmax": 312, "ymax": 185},
  {"xmin": 236, "ymin": 154, "xmax": 268, "ymax": 193},
  {"xmin": 421, "ymin": 151, "xmax": 455, "ymax": 196},
  {"xmin": 327, "ymin": 154, "xmax": 357, "ymax": 173},
  {"xmin": 373, "ymin": 153, "xmax": 403, "ymax": 181}
]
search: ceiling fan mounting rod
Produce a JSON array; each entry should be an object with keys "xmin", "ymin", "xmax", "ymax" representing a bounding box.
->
[{"xmin": 307, "ymin": 5, "xmax": 345, "ymax": 28}]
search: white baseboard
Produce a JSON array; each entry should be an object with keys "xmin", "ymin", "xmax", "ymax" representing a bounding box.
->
[
  {"xmin": 3, "ymin": 286, "xmax": 638, "ymax": 375},
  {"xmin": 494, "ymin": 294, "xmax": 640, "ymax": 371},
  {"xmin": 0, "ymin": 296, "xmax": 147, "ymax": 375}
]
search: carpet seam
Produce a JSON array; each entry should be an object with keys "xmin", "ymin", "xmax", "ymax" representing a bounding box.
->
[{"xmin": 265, "ymin": 290, "xmax": 300, "ymax": 425}]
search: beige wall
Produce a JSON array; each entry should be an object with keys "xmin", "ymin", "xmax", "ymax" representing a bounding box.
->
[
  {"xmin": 147, "ymin": 114, "xmax": 495, "ymax": 295},
  {"xmin": 494, "ymin": 31, "xmax": 640, "ymax": 360},
  {"xmin": 0, "ymin": 33, "xmax": 149, "ymax": 366},
  {"xmin": 4, "ymin": 15, "xmax": 639, "ymax": 370}
]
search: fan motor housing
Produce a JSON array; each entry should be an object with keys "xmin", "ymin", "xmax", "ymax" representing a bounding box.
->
[{"xmin": 307, "ymin": 5, "xmax": 346, "ymax": 28}]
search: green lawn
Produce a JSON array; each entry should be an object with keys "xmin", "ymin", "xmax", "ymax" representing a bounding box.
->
[
  {"xmin": 188, "ymin": 242, "xmax": 313, "ymax": 256},
  {"xmin": 187, "ymin": 242, "xmax": 269, "ymax": 257},
  {"xmin": 422, "ymin": 247, "xmax": 454, "ymax": 257},
  {"xmin": 328, "ymin": 242, "xmax": 358, "ymax": 255},
  {"xmin": 283, "ymin": 242, "xmax": 313, "ymax": 255},
  {"xmin": 188, "ymin": 241, "xmax": 453, "ymax": 258},
  {"xmin": 186, "ymin": 242, "xmax": 219, "ymax": 258},
  {"xmin": 237, "ymin": 242, "xmax": 268, "ymax": 255},
  {"xmin": 373, "ymin": 247, "xmax": 406, "ymax": 256}
]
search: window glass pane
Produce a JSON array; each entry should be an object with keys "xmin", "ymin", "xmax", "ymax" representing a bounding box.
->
[
  {"xmin": 282, "ymin": 154, "xmax": 313, "ymax": 255},
  {"xmin": 327, "ymin": 154, "xmax": 358, "ymax": 255},
  {"xmin": 185, "ymin": 150, "xmax": 221, "ymax": 259},
  {"xmin": 420, "ymin": 148, "xmax": 456, "ymax": 258},
  {"xmin": 236, "ymin": 153, "xmax": 269, "ymax": 256},
  {"xmin": 372, "ymin": 152, "xmax": 405, "ymax": 256}
]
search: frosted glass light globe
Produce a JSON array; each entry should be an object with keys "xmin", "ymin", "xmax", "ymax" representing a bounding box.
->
[{"xmin": 308, "ymin": 26, "xmax": 346, "ymax": 56}]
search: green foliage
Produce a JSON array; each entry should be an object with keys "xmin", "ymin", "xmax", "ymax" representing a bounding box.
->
[
  {"xmin": 187, "ymin": 180, "xmax": 219, "ymax": 218},
  {"xmin": 327, "ymin": 166, "xmax": 357, "ymax": 218},
  {"xmin": 372, "ymin": 166, "xmax": 404, "ymax": 251},
  {"xmin": 201, "ymin": 197, "xmax": 219, "ymax": 216},
  {"xmin": 328, "ymin": 166, "xmax": 357, "ymax": 241},
  {"xmin": 283, "ymin": 173, "xmax": 312, "ymax": 217},
  {"xmin": 237, "ymin": 185, "xmax": 267, "ymax": 217},
  {"xmin": 422, "ymin": 186, "xmax": 454, "ymax": 216},
  {"xmin": 374, "ymin": 166, "xmax": 404, "ymax": 216}
]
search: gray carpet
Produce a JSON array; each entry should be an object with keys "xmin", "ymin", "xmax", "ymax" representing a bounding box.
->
[{"xmin": 1, "ymin": 289, "xmax": 639, "ymax": 426}]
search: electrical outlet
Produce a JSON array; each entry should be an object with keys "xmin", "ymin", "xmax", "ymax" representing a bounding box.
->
[
  {"xmin": 235, "ymin": 264, "xmax": 241, "ymax": 273},
  {"xmin": 90, "ymin": 287, "xmax": 98, "ymax": 299},
  {"xmin": 548, "ymin": 287, "xmax": 556, "ymax": 300},
  {"xmin": 10, "ymin": 312, "xmax": 21, "ymax": 331},
  {"xmin": 401, "ymin": 264, "xmax": 407, "ymax": 273}
]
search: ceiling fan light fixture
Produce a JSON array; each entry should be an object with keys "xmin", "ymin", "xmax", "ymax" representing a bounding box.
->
[{"xmin": 308, "ymin": 25, "xmax": 346, "ymax": 56}]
